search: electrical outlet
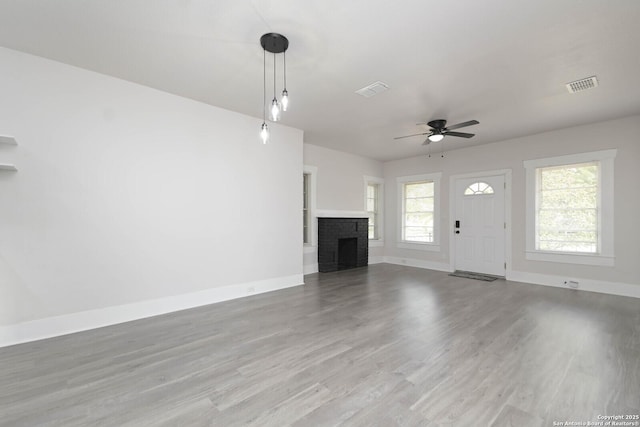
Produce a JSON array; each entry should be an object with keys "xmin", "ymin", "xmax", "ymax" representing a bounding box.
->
[
  {"xmin": 564, "ymin": 280, "xmax": 579, "ymax": 289},
  {"xmin": 247, "ymin": 286, "xmax": 255, "ymax": 294}
]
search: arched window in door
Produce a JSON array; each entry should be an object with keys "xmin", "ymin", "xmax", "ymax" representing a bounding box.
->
[{"xmin": 464, "ymin": 181, "xmax": 494, "ymax": 195}]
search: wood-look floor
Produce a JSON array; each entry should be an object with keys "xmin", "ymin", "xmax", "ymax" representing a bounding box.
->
[{"xmin": 1, "ymin": 264, "xmax": 639, "ymax": 426}]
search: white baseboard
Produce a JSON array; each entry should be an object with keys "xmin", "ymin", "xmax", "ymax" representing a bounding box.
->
[
  {"xmin": 303, "ymin": 263, "xmax": 319, "ymax": 275},
  {"xmin": 381, "ymin": 259, "xmax": 639, "ymax": 299},
  {"xmin": 369, "ymin": 255, "xmax": 385, "ymax": 265},
  {"xmin": 507, "ymin": 270, "xmax": 640, "ymax": 299},
  {"xmin": 383, "ymin": 256, "xmax": 452, "ymax": 272},
  {"xmin": 0, "ymin": 274, "xmax": 304, "ymax": 348}
]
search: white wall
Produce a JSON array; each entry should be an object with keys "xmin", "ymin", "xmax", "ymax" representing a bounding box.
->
[
  {"xmin": 0, "ymin": 48, "xmax": 304, "ymax": 344},
  {"xmin": 384, "ymin": 115, "xmax": 640, "ymax": 292},
  {"xmin": 303, "ymin": 144, "xmax": 384, "ymax": 273}
]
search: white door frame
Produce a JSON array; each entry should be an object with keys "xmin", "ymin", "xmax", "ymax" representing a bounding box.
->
[{"xmin": 448, "ymin": 169, "xmax": 512, "ymax": 276}]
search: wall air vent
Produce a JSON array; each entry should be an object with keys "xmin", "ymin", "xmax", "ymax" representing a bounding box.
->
[
  {"xmin": 355, "ymin": 81, "xmax": 389, "ymax": 98},
  {"xmin": 566, "ymin": 76, "xmax": 598, "ymax": 94}
]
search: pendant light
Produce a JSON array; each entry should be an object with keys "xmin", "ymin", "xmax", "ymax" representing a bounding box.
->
[
  {"xmin": 259, "ymin": 33, "xmax": 289, "ymax": 142},
  {"xmin": 281, "ymin": 50, "xmax": 289, "ymax": 111},
  {"xmin": 260, "ymin": 48, "xmax": 269, "ymax": 144},
  {"xmin": 260, "ymin": 122, "xmax": 269, "ymax": 144},
  {"xmin": 270, "ymin": 53, "xmax": 281, "ymax": 122}
]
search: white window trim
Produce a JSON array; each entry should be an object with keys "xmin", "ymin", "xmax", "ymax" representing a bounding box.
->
[
  {"xmin": 364, "ymin": 175, "xmax": 384, "ymax": 247},
  {"xmin": 397, "ymin": 172, "xmax": 442, "ymax": 252},
  {"xmin": 303, "ymin": 165, "xmax": 318, "ymax": 253},
  {"xmin": 524, "ymin": 149, "xmax": 616, "ymax": 266}
]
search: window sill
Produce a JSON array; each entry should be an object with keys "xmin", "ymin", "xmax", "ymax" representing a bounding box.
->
[
  {"xmin": 525, "ymin": 250, "xmax": 614, "ymax": 267},
  {"xmin": 303, "ymin": 245, "xmax": 317, "ymax": 254},
  {"xmin": 368, "ymin": 240, "xmax": 384, "ymax": 248},
  {"xmin": 397, "ymin": 242, "xmax": 440, "ymax": 252}
]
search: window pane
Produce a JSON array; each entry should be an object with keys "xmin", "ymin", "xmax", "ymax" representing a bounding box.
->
[
  {"xmin": 538, "ymin": 208, "xmax": 596, "ymax": 231},
  {"xmin": 303, "ymin": 210, "xmax": 308, "ymax": 244},
  {"xmin": 405, "ymin": 197, "xmax": 433, "ymax": 212},
  {"xmin": 405, "ymin": 212, "xmax": 433, "ymax": 227},
  {"xmin": 303, "ymin": 173, "xmax": 310, "ymax": 244},
  {"xmin": 367, "ymin": 184, "xmax": 376, "ymax": 198},
  {"xmin": 540, "ymin": 187, "xmax": 596, "ymax": 209},
  {"xmin": 464, "ymin": 181, "xmax": 494, "ymax": 195},
  {"xmin": 540, "ymin": 163, "xmax": 597, "ymax": 190},
  {"xmin": 539, "ymin": 240, "xmax": 597, "ymax": 253},
  {"xmin": 405, "ymin": 182, "xmax": 433, "ymax": 198},
  {"xmin": 367, "ymin": 198, "xmax": 375, "ymax": 212},
  {"xmin": 303, "ymin": 174, "xmax": 309, "ymax": 209},
  {"xmin": 539, "ymin": 230, "xmax": 597, "ymax": 243},
  {"xmin": 404, "ymin": 226, "xmax": 434, "ymax": 242}
]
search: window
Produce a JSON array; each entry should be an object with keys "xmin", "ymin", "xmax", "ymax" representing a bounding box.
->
[
  {"xmin": 303, "ymin": 173, "xmax": 310, "ymax": 244},
  {"xmin": 303, "ymin": 165, "xmax": 317, "ymax": 249},
  {"xmin": 524, "ymin": 150, "xmax": 616, "ymax": 266},
  {"xmin": 397, "ymin": 173, "xmax": 441, "ymax": 250},
  {"xmin": 464, "ymin": 181, "xmax": 494, "ymax": 195},
  {"xmin": 367, "ymin": 183, "xmax": 379, "ymax": 239},
  {"xmin": 403, "ymin": 181, "xmax": 434, "ymax": 242},
  {"xmin": 364, "ymin": 176, "xmax": 384, "ymax": 245},
  {"xmin": 536, "ymin": 162, "xmax": 598, "ymax": 253}
]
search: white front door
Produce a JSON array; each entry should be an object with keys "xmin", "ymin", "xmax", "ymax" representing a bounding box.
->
[{"xmin": 454, "ymin": 175, "xmax": 505, "ymax": 276}]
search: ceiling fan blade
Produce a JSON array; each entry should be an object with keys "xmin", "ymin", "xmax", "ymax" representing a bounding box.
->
[
  {"xmin": 421, "ymin": 139, "xmax": 431, "ymax": 146},
  {"xmin": 394, "ymin": 132, "xmax": 429, "ymax": 140},
  {"xmin": 445, "ymin": 120, "xmax": 479, "ymax": 131},
  {"xmin": 445, "ymin": 131, "xmax": 475, "ymax": 138}
]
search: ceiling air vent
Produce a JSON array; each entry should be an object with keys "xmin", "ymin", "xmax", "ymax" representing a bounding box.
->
[
  {"xmin": 355, "ymin": 81, "xmax": 389, "ymax": 98},
  {"xmin": 566, "ymin": 76, "xmax": 598, "ymax": 94}
]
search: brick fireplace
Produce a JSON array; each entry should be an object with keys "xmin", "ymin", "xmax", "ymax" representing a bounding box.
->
[{"xmin": 317, "ymin": 217, "xmax": 368, "ymax": 272}]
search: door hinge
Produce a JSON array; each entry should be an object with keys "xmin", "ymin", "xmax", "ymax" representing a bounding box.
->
[
  {"xmin": 504, "ymin": 182, "xmax": 506, "ymax": 189},
  {"xmin": 504, "ymin": 222, "xmax": 506, "ymax": 229},
  {"xmin": 504, "ymin": 262, "xmax": 507, "ymax": 269}
]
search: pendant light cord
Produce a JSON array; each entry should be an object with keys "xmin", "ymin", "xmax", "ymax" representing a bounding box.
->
[
  {"xmin": 273, "ymin": 52, "xmax": 277, "ymax": 99},
  {"xmin": 263, "ymin": 47, "xmax": 266, "ymax": 121},
  {"xmin": 283, "ymin": 51, "xmax": 287, "ymax": 89}
]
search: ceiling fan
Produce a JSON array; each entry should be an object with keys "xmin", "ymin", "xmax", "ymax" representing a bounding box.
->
[{"xmin": 394, "ymin": 119, "xmax": 479, "ymax": 144}]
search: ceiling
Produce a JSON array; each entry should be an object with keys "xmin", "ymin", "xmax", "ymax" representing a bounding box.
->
[{"xmin": 0, "ymin": 0, "xmax": 639, "ymax": 161}]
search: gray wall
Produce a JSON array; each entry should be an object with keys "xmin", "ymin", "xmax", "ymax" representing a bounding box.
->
[{"xmin": 384, "ymin": 115, "xmax": 640, "ymax": 287}]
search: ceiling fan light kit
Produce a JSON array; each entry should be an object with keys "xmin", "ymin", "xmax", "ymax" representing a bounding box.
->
[
  {"xmin": 259, "ymin": 33, "xmax": 289, "ymax": 144},
  {"xmin": 395, "ymin": 119, "xmax": 480, "ymax": 154},
  {"xmin": 428, "ymin": 133, "xmax": 444, "ymax": 143}
]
